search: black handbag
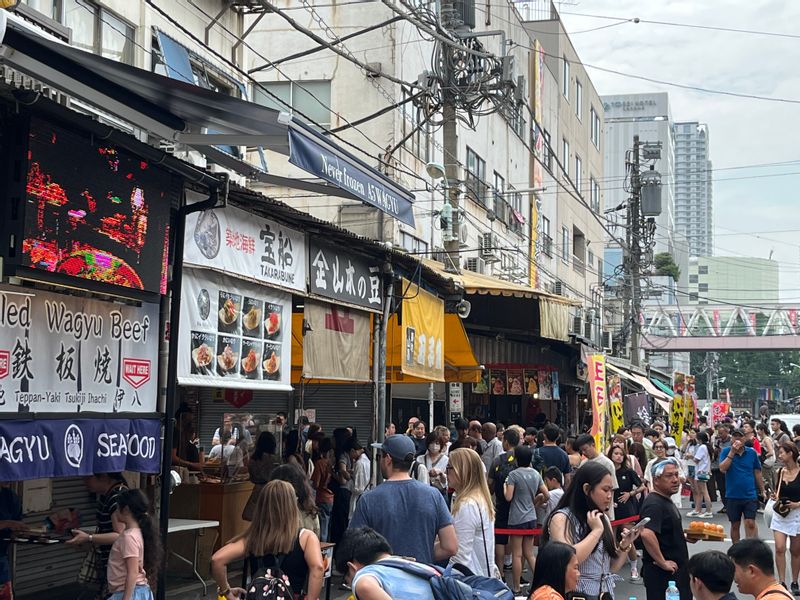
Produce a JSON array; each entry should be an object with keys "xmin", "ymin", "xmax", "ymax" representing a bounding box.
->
[{"xmin": 775, "ymin": 470, "xmax": 793, "ymax": 518}]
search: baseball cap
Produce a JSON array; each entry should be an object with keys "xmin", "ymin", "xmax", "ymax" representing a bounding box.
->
[
  {"xmin": 371, "ymin": 434, "xmax": 416, "ymax": 460},
  {"xmin": 731, "ymin": 429, "xmax": 745, "ymax": 438}
]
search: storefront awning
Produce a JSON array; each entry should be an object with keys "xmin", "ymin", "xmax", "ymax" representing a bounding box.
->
[
  {"xmin": 0, "ymin": 10, "xmax": 415, "ymax": 225},
  {"xmin": 607, "ymin": 362, "xmax": 672, "ymax": 413},
  {"xmin": 651, "ymin": 377, "xmax": 676, "ymax": 398},
  {"xmin": 290, "ymin": 313, "xmax": 481, "ymax": 384},
  {"xmin": 632, "ymin": 374, "xmax": 673, "ymax": 403}
]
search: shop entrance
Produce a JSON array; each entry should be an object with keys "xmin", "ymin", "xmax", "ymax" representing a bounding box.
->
[{"xmin": 392, "ymin": 397, "xmax": 446, "ymax": 431}]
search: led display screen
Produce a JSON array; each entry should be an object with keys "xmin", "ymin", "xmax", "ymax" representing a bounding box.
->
[{"xmin": 22, "ymin": 118, "xmax": 172, "ymax": 295}]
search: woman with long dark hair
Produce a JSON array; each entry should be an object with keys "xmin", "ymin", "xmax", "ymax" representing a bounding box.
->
[
  {"xmin": 269, "ymin": 463, "xmax": 321, "ymax": 539},
  {"xmin": 329, "ymin": 428, "xmax": 354, "ymax": 543},
  {"xmin": 528, "ymin": 542, "xmax": 579, "ymax": 600},
  {"xmin": 211, "ymin": 481, "xmax": 324, "ymax": 600},
  {"xmin": 770, "ymin": 441, "xmax": 800, "ymax": 591},
  {"xmin": 543, "ymin": 462, "xmax": 640, "ymax": 599},
  {"xmin": 242, "ymin": 432, "xmax": 278, "ymax": 522},
  {"xmin": 105, "ymin": 489, "xmax": 163, "ymax": 600}
]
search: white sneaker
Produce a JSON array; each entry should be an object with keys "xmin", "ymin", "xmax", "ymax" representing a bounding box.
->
[
  {"xmin": 686, "ymin": 510, "xmax": 700, "ymax": 517},
  {"xmin": 700, "ymin": 512, "xmax": 713, "ymax": 518}
]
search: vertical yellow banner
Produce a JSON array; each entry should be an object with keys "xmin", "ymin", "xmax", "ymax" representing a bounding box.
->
[
  {"xmin": 589, "ymin": 354, "xmax": 607, "ymax": 450},
  {"xmin": 608, "ymin": 374, "xmax": 623, "ymax": 436}
]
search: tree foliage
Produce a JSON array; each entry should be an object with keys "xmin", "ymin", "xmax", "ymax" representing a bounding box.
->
[{"xmin": 654, "ymin": 252, "xmax": 680, "ymax": 282}]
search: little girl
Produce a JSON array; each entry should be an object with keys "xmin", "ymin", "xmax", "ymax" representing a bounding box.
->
[{"xmin": 106, "ymin": 489, "xmax": 163, "ymax": 600}]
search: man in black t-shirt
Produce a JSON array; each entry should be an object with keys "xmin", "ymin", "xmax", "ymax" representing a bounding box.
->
[
  {"xmin": 537, "ymin": 424, "xmax": 572, "ymax": 479},
  {"xmin": 488, "ymin": 427, "xmax": 520, "ymax": 575},
  {"xmin": 639, "ymin": 457, "xmax": 691, "ymax": 600}
]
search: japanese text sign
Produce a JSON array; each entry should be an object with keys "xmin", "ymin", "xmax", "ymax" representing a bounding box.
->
[
  {"xmin": 178, "ymin": 268, "xmax": 293, "ymax": 391},
  {"xmin": 0, "ymin": 418, "xmax": 161, "ymax": 481},
  {"xmin": 309, "ymin": 240, "xmax": 382, "ymax": 311},
  {"xmin": 400, "ymin": 278, "xmax": 444, "ymax": 381},
  {"xmin": 184, "ymin": 205, "xmax": 306, "ymax": 293},
  {"xmin": 0, "ymin": 285, "xmax": 158, "ymax": 413},
  {"xmin": 588, "ymin": 354, "xmax": 607, "ymax": 450}
]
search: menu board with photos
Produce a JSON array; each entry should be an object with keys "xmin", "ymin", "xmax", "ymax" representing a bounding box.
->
[{"xmin": 178, "ymin": 268, "xmax": 292, "ymax": 390}]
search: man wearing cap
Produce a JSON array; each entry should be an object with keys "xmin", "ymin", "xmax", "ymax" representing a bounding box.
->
[
  {"xmin": 720, "ymin": 429, "xmax": 766, "ymax": 543},
  {"xmin": 349, "ymin": 435, "xmax": 457, "ymax": 565}
]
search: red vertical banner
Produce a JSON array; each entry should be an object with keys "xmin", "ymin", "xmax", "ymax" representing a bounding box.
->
[
  {"xmin": 750, "ymin": 312, "xmax": 757, "ymax": 333},
  {"xmin": 790, "ymin": 309, "xmax": 797, "ymax": 330},
  {"xmin": 713, "ymin": 310, "xmax": 721, "ymax": 335}
]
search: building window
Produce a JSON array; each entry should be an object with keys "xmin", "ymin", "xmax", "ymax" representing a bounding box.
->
[
  {"xmin": 699, "ymin": 265, "xmax": 709, "ymax": 275},
  {"xmin": 698, "ymin": 283, "xmax": 708, "ymax": 292},
  {"xmin": 689, "ymin": 274, "xmax": 698, "ymax": 283},
  {"xmin": 543, "ymin": 129, "xmax": 552, "ymax": 172},
  {"xmin": 542, "ymin": 216, "xmax": 552, "ymax": 257},
  {"xmin": 575, "ymin": 80, "xmax": 582, "ymax": 120},
  {"xmin": 689, "ymin": 292, "xmax": 699, "ymax": 302},
  {"xmin": 400, "ymin": 231, "xmax": 428, "ymax": 255},
  {"xmin": 590, "ymin": 107, "xmax": 600, "ymax": 149},
  {"xmin": 254, "ymin": 80, "xmax": 331, "ymax": 129},
  {"xmin": 465, "ymin": 147, "xmax": 488, "ymax": 207},
  {"xmin": 562, "ymin": 139, "xmax": 569, "ymax": 178},
  {"xmin": 588, "ymin": 249, "xmax": 594, "ymax": 267},
  {"xmin": 590, "ymin": 177, "xmax": 600, "ymax": 212},
  {"xmin": 61, "ymin": 0, "xmax": 135, "ymax": 64},
  {"xmin": 561, "ymin": 226, "xmax": 569, "ymax": 263},
  {"xmin": 575, "ymin": 155, "xmax": 582, "ymax": 194},
  {"xmin": 400, "ymin": 90, "xmax": 430, "ymax": 162},
  {"xmin": 562, "ymin": 55, "xmax": 570, "ymax": 101},
  {"xmin": 493, "ymin": 171, "xmax": 507, "ymax": 223}
]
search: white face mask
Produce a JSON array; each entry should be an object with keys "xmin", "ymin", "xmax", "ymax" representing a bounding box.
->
[{"xmin": 429, "ymin": 443, "xmax": 441, "ymax": 454}]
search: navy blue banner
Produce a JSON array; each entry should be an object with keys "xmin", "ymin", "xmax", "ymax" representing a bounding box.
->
[
  {"xmin": 288, "ymin": 124, "xmax": 416, "ymax": 227},
  {"xmin": 0, "ymin": 418, "xmax": 161, "ymax": 481}
]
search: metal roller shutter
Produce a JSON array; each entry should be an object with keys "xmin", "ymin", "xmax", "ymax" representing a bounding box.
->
[
  {"xmin": 293, "ymin": 383, "xmax": 376, "ymax": 444},
  {"xmin": 15, "ymin": 478, "xmax": 96, "ymax": 595},
  {"xmin": 195, "ymin": 387, "xmax": 292, "ymax": 450}
]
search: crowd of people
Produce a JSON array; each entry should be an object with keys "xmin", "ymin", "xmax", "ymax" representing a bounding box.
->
[{"xmin": 6, "ymin": 409, "xmax": 797, "ymax": 600}]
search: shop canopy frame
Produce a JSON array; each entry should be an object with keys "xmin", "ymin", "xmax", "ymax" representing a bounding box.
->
[
  {"xmin": 0, "ymin": 9, "xmax": 416, "ymax": 226},
  {"xmin": 606, "ymin": 362, "xmax": 672, "ymax": 413}
]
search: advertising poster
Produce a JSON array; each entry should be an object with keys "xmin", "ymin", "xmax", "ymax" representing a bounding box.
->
[
  {"xmin": 524, "ymin": 370, "xmax": 539, "ymax": 396},
  {"xmin": 686, "ymin": 375, "xmax": 698, "ymax": 427},
  {"xmin": 711, "ymin": 401, "xmax": 731, "ymax": 426},
  {"xmin": 551, "ymin": 371, "xmax": 560, "ymax": 400},
  {"xmin": 473, "ymin": 371, "xmax": 489, "ymax": 394},
  {"xmin": 302, "ymin": 300, "xmax": 370, "ymax": 382},
  {"xmin": 538, "ymin": 370, "xmax": 553, "ymax": 399},
  {"xmin": 184, "ymin": 204, "xmax": 306, "ymax": 293},
  {"xmin": 507, "ymin": 369, "xmax": 524, "ymax": 395},
  {"xmin": 490, "ymin": 369, "xmax": 507, "ymax": 395},
  {"xmin": 400, "ymin": 278, "xmax": 444, "ymax": 381},
  {"xmin": 179, "ymin": 268, "xmax": 292, "ymax": 390},
  {"xmin": 588, "ymin": 354, "xmax": 607, "ymax": 450},
  {"xmin": 0, "ymin": 285, "xmax": 159, "ymax": 413},
  {"xmin": 23, "ymin": 118, "xmax": 173, "ymax": 295},
  {"xmin": 670, "ymin": 394, "xmax": 685, "ymax": 446}
]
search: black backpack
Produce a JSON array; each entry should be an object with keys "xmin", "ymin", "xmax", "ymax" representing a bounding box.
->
[{"xmin": 246, "ymin": 554, "xmax": 293, "ymax": 600}]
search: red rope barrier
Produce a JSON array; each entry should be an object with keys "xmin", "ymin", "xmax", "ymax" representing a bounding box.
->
[{"xmin": 494, "ymin": 514, "xmax": 640, "ymax": 536}]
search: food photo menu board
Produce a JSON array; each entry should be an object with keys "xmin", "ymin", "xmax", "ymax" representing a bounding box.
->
[{"xmin": 178, "ymin": 268, "xmax": 292, "ymax": 390}]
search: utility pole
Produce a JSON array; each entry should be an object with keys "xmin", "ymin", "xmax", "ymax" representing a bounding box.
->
[
  {"xmin": 442, "ymin": 74, "xmax": 460, "ymax": 273},
  {"xmin": 625, "ymin": 135, "xmax": 642, "ymax": 366}
]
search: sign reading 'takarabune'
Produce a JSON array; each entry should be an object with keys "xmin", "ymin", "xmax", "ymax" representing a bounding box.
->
[
  {"xmin": 0, "ymin": 285, "xmax": 159, "ymax": 413},
  {"xmin": 0, "ymin": 418, "xmax": 161, "ymax": 481}
]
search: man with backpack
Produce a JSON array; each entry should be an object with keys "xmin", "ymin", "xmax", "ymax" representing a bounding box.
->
[
  {"xmin": 350, "ymin": 435, "xmax": 457, "ymax": 565},
  {"xmin": 337, "ymin": 527, "xmax": 514, "ymax": 600},
  {"xmin": 488, "ymin": 426, "xmax": 520, "ymax": 575}
]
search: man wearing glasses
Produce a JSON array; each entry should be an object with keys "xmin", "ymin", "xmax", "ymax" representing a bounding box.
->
[{"xmin": 349, "ymin": 435, "xmax": 457, "ymax": 565}]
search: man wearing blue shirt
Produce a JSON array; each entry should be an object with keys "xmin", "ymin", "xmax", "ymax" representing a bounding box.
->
[
  {"xmin": 350, "ymin": 435, "xmax": 457, "ymax": 565},
  {"xmin": 719, "ymin": 429, "xmax": 766, "ymax": 543}
]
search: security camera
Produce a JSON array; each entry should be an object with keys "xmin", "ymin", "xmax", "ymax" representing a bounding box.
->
[{"xmin": 456, "ymin": 299, "xmax": 471, "ymax": 319}]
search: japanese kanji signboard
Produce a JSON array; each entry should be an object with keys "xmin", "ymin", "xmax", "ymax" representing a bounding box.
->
[
  {"xmin": 184, "ymin": 205, "xmax": 306, "ymax": 293},
  {"xmin": 308, "ymin": 240, "xmax": 382, "ymax": 311},
  {"xmin": 178, "ymin": 268, "xmax": 293, "ymax": 391},
  {"xmin": 400, "ymin": 278, "xmax": 444, "ymax": 382},
  {"xmin": 0, "ymin": 285, "xmax": 159, "ymax": 413}
]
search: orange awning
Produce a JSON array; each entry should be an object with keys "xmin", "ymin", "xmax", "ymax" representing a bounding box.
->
[{"xmin": 291, "ymin": 312, "xmax": 481, "ymax": 384}]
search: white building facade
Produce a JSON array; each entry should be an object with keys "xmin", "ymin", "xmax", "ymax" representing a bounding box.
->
[{"xmin": 674, "ymin": 121, "xmax": 713, "ymax": 258}]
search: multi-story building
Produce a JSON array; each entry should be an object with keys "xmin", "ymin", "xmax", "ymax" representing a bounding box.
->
[
  {"xmin": 674, "ymin": 122, "xmax": 713, "ymax": 257},
  {"xmin": 523, "ymin": 6, "xmax": 605, "ymax": 329},
  {"xmin": 689, "ymin": 256, "xmax": 779, "ymax": 305}
]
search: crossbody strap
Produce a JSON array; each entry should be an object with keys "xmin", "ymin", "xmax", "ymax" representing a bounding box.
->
[{"xmin": 479, "ymin": 507, "xmax": 491, "ymax": 575}]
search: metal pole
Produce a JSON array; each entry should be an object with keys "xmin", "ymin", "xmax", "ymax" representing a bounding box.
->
[
  {"xmin": 442, "ymin": 74, "xmax": 460, "ymax": 273},
  {"xmin": 428, "ymin": 383, "xmax": 435, "ymax": 432},
  {"xmin": 156, "ymin": 178, "xmax": 225, "ymax": 600},
  {"xmin": 630, "ymin": 135, "xmax": 642, "ymax": 367},
  {"xmin": 377, "ymin": 277, "xmax": 393, "ymax": 442}
]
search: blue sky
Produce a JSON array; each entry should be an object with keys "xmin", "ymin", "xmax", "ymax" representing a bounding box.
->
[{"xmin": 553, "ymin": 1, "xmax": 800, "ymax": 301}]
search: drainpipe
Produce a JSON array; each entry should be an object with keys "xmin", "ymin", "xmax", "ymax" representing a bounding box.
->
[{"xmin": 156, "ymin": 173, "xmax": 229, "ymax": 600}]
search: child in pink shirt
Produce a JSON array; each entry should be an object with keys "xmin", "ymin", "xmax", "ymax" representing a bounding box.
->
[{"xmin": 106, "ymin": 489, "xmax": 162, "ymax": 600}]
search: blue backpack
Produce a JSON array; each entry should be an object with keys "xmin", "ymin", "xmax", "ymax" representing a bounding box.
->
[{"xmin": 378, "ymin": 558, "xmax": 515, "ymax": 600}]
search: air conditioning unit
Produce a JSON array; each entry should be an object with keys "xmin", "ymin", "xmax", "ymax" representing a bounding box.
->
[
  {"xmin": 431, "ymin": 247, "xmax": 448, "ymax": 264},
  {"xmin": 465, "ymin": 256, "xmax": 486, "ymax": 274},
  {"xmin": 513, "ymin": 75, "xmax": 527, "ymax": 104},
  {"xmin": 459, "ymin": 222, "xmax": 469, "ymax": 247},
  {"xmin": 480, "ymin": 233, "xmax": 500, "ymax": 262},
  {"xmin": 572, "ymin": 314, "xmax": 583, "ymax": 335},
  {"xmin": 553, "ymin": 280, "xmax": 565, "ymax": 296},
  {"xmin": 602, "ymin": 330, "xmax": 613, "ymax": 352},
  {"xmin": 583, "ymin": 319, "xmax": 593, "ymax": 340}
]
